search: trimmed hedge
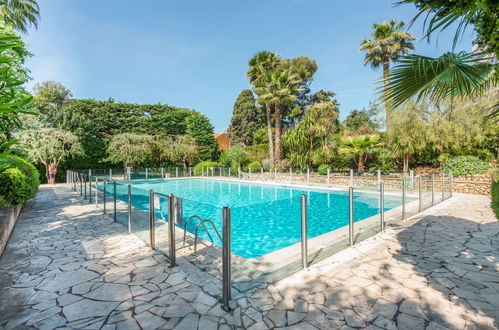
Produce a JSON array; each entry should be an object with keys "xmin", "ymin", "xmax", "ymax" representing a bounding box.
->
[
  {"xmin": 0, "ymin": 156, "xmax": 40, "ymax": 208},
  {"xmin": 193, "ymin": 161, "xmax": 220, "ymax": 175},
  {"xmin": 318, "ymin": 164, "xmax": 330, "ymax": 175},
  {"xmin": 247, "ymin": 161, "xmax": 261, "ymax": 172},
  {"xmin": 442, "ymin": 156, "xmax": 490, "ymax": 177},
  {"xmin": 492, "ymin": 180, "xmax": 499, "ymax": 220}
]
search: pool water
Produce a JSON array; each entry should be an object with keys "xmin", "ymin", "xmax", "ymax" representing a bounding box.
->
[{"xmin": 113, "ymin": 179, "xmax": 403, "ymax": 258}]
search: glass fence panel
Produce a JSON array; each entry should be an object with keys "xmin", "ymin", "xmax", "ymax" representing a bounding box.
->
[
  {"xmin": 354, "ymin": 184, "xmax": 384, "ymax": 243},
  {"xmin": 115, "ymin": 182, "xmax": 130, "ymax": 228},
  {"xmin": 129, "ymin": 186, "xmax": 151, "ymax": 245}
]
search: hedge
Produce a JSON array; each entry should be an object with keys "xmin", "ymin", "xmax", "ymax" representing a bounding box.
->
[
  {"xmin": 0, "ymin": 156, "xmax": 40, "ymax": 208},
  {"xmin": 193, "ymin": 161, "xmax": 220, "ymax": 175},
  {"xmin": 247, "ymin": 161, "xmax": 261, "ymax": 172}
]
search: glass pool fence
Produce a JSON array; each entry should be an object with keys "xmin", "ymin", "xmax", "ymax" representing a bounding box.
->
[{"xmin": 66, "ymin": 168, "xmax": 453, "ymax": 311}]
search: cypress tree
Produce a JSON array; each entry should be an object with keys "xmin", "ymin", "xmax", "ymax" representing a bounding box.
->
[{"xmin": 227, "ymin": 89, "xmax": 262, "ymax": 146}]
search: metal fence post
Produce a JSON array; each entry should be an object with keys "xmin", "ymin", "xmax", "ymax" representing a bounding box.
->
[
  {"xmin": 418, "ymin": 176, "xmax": 422, "ymax": 212},
  {"xmin": 289, "ymin": 168, "xmax": 292, "ymax": 183},
  {"xmin": 168, "ymin": 194, "xmax": 176, "ymax": 267},
  {"xmin": 377, "ymin": 170, "xmax": 381, "ymax": 185},
  {"xmin": 176, "ymin": 167, "xmax": 179, "ymax": 178},
  {"xmin": 109, "ymin": 169, "xmax": 112, "ymax": 181},
  {"xmin": 402, "ymin": 180, "xmax": 406, "ymax": 220},
  {"xmin": 441, "ymin": 173, "xmax": 445, "ymax": 201},
  {"xmin": 300, "ymin": 194, "xmax": 308, "ymax": 270},
  {"xmin": 431, "ymin": 173, "xmax": 435, "ymax": 205},
  {"xmin": 89, "ymin": 175, "xmax": 93, "ymax": 203},
  {"xmin": 410, "ymin": 170, "xmax": 414, "ymax": 190},
  {"xmin": 95, "ymin": 178, "xmax": 98, "ymax": 206},
  {"xmin": 127, "ymin": 184, "xmax": 132, "ymax": 233},
  {"xmin": 307, "ymin": 168, "xmax": 310, "ymax": 183},
  {"xmin": 349, "ymin": 187, "xmax": 354, "ymax": 246},
  {"xmin": 274, "ymin": 168, "xmax": 277, "ymax": 181},
  {"xmin": 113, "ymin": 181, "xmax": 117, "ymax": 222},
  {"xmin": 350, "ymin": 169, "xmax": 354, "ymax": 187},
  {"xmin": 146, "ymin": 168, "xmax": 149, "ymax": 179},
  {"xmin": 161, "ymin": 167, "xmax": 164, "ymax": 179},
  {"xmin": 449, "ymin": 172, "xmax": 453, "ymax": 198},
  {"xmin": 103, "ymin": 181, "xmax": 108, "ymax": 214},
  {"xmin": 84, "ymin": 175, "xmax": 87, "ymax": 199},
  {"xmin": 260, "ymin": 167, "xmax": 263, "ymax": 176},
  {"xmin": 238, "ymin": 167, "xmax": 241, "ymax": 179},
  {"xmin": 149, "ymin": 189, "xmax": 155, "ymax": 249},
  {"xmin": 211, "ymin": 167, "xmax": 214, "ymax": 177},
  {"xmin": 228, "ymin": 167, "xmax": 231, "ymax": 178},
  {"xmin": 327, "ymin": 169, "xmax": 330, "ymax": 185},
  {"xmin": 80, "ymin": 173, "xmax": 83, "ymax": 195},
  {"xmin": 380, "ymin": 183, "xmax": 385, "ymax": 231},
  {"xmin": 222, "ymin": 207, "xmax": 232, "ymax": 311}
]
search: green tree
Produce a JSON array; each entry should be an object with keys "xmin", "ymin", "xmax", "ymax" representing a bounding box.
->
[
  {"xmin": 344, "ymin": 110, "xmax": 377, "ymax": 134},
  {"xmin": 17, "ymin": 128, "xmax": 82, "ymax": 181},
  {"xmin": 33, "ymin": 80, "xmax": 72, "ymax": 109},
  {"xmin": 0, "ymin": 0, "xmax": 40, "ymax": 33},
  {"xmin": 339, "ymin": 134, "xmax": 381, "ymax": 171},
  {"xmin": 389, "ymin": 102, "xmax": 427, "ymax": 172},
  {"xmin": 227, "ymin": 89, "xmax": 262, "ymax": 146},
  {"xmin": 247, "ymin": 51, "xmax": 281, "ymax": 167},
  {"xmin": 158, "ymin": 135, "xmax": 198, "ymax": 168},
  {"xmin": 186, "ymin": 112, "xmax": 218, "ymax": 161},
  {"xmin": 360, "ymin": 19, "xmax": 416, "ymax": 130},
  {"xmin": 106, "ymin": 133, "xmax": 154, "ymax": 168},
  {"xmin": 225, "ymin": 143, "xmax": 249, "ymax": 171}
]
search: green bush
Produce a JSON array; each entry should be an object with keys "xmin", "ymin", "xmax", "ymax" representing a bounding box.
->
[
  {"xmin": 193, "ymin": 161, "xmax": 220, "ymax": 175},
  {"xmin": 492, "ymin": 180, "xmax": 499, "ymax": 220},
  {"xmin": 317, "ymin": 164, "xmax": 330, "ymax": 175},
  {"xmin": 329, "ymin": 155, "xmax": 351, "ymax": 170},
  {"xmin": 442, "ymin": 156, "xmax": 491, "ymax": 177},
  {"xmin": 0, "ymin": 156, "xmax": 39, "ymax": 207},
  {"xmin": 247, "ymin": 161, "xmax": 261, "ymax": 172}
]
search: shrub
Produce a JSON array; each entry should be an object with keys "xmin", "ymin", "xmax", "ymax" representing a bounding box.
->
[
  {"xmin": 317, "ymin": 164, "xmax": 330, "ymax": 175},
  {"xmin": 329, "ymin": 155, "xmax": 351, "ymax": 170},
  {"xmin": 193, "ymin": 161, "xmax": 220, "ymax": 175},
  {"xmin": 0, "ymin": 156, "xmax": 39, "ymax": 208},
  {"xmin": 492, "ymin": 180, "xmax": 499, "ymax": 220},
  {"xmin": 369, "ymin": 148, "xmax": 395, "ymax": 174},
  {"xmin": 247, "ymin": 161, "xmax": 261, "ymax": 172},
  {"xmin": 442, "ymin": 156, "xmax": 491, "ymax": 177}
]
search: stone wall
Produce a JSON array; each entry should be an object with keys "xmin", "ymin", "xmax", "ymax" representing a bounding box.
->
[{"xmin": 0, "ymin": 203, "xmax": 23, "ymax": 256}]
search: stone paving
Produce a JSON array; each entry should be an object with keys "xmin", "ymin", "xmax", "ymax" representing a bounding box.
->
[{"xmin": 0, "ymin": 184, "xmax": 498, "ymax": 329}]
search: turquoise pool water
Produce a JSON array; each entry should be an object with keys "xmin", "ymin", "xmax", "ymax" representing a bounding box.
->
[{"xmin": 112, "ymin": 179, "xmax": 403, "ymax": 258}]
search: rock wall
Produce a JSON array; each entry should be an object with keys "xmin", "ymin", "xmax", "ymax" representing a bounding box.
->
[{"xmin": 0, "ymin": 203, "xmax": 23, "ymax": 256}]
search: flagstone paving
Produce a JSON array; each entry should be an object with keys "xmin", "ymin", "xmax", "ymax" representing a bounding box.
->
[{"xmin": 0, "ymin": 184, "xmax": 498, "ymax": 329}]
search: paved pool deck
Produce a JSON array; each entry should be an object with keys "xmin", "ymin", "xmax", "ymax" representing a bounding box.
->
[{"xmin": 0, "ymin": 184, "xmax": 498, "ymax": 329}]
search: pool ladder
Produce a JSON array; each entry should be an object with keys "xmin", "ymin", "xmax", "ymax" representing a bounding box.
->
[{"xmin": 183, "ymin": 215, "xmax": 222, "ymax": 252}]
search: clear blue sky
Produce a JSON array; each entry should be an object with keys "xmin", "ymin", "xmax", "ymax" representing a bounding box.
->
[{"xmin": 25, "ymin": 0, "xmax": 474, "ymax": 132}]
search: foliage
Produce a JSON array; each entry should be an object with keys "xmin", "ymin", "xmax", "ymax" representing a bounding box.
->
[
  {"xmin": 0, "ymin": 25, "xmax": 33, "ymax": 135},
  {"xmin": 157, "ymin": 135, "xmax": 197, "ymax": 168},
  {"xmin": 17, "ymin": 128, "xmax": 82, "ymax": 180},
  {"xmin": 246, "ymin": 144, "xmax": 268, "ymax": 163},
  {"xmin": 344, "ymin": 110, "xmax": 377, "ymax": 134},
  {"xmin": 329, "ymin": 154, "xmax": 351, "ymax": 170},
  {"xmin": 193, "ymin": 161, "xmax": 220, "ymax": 175},
  {"xmin": 317, "ymin": 164, "xmax": 330, "ymax": 175},
  {"xmin": 492, "ymin": 180, "xmax": 499, "ymax": 220},
  {"xmin": 33, "ymin": 80, "xmax": 72, "ymax": 110},
  {"xmin": 247, "ymin": 160, "xmax": 261, "ymax": 172},
  {"xmin": 227, "ymin": 89, "xmax": 262, "ymax": 146},
  {"xmin": 442, "ymin": 155, "xmax": 491, "ymax": 177},
  {"xmin": 0, "ymin": 0, "xmax": 40, "ymax": 33},
  {"xmin": 185, "ymin": 112, "xmax": 218, "ymax": 161},
  {"xmin": 369, "ymin": 148, "xmax": 395, "ymax": 174},
  {"xmin": 224, "ymin": 144, "xmax": 249, "ymax": 171},
  {"xmin": 106, "ymin": 133, "xmax": 154, "ymax": 168},
  {"xmin": 339, "ymin": 134, "xmax": 381, "ymax": 171},
  {"xmin": 380, "ymin": 52, "xmax": 496, "ymax": 109},
  {"xmin": 359, "ymin": 19, "xmax": 416, "ymax": 129},
  {"xmin": 0, "ymin": 155, "xmax": 38, "ymax": 208}
]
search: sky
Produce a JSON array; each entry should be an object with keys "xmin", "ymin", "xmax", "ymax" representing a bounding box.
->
[{"xmin": 24, "ymin": 0, "xmax": 475, "ymax": 132}]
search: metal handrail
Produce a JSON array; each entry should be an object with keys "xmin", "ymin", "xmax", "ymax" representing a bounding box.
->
[
  {"xmin": 182, "ymin": 215, "xmax": 214, "ymax": 247},
  {"xmin": 194, "ymin": 219, "xmax": 222, "ymax": 252}
]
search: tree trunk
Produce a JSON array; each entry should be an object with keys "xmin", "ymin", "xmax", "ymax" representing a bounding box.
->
[
  {"xmin": 265, "ymin": 103, "xmax": 275, "ymax": 168},
  {"xmin": 358, "ymin": 154, "xmax": 365, "ymax": 171},
  {"xmin": 403, "ymin": 153, "xmax": 410, "ymax": 173},
  {"xmin": 274, "ymin": 102, "xmax": 282, "ymax": 168},
  {"xmin": 383, "ymin": 57, "xmax": 391, "ymax": 132}
]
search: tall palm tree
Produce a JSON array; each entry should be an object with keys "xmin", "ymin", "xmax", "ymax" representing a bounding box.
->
[
  {"xmin": 247, "ymin": 51, "xmax": 281, "ymax": 167},
  {"xmin": 0, "ymin": 0, "xmax": 40, "ymax": 33},
  {"xmin": 255, "ymin": 70, "xmax": 301, "ymax": 167},
  {"xmin": 359, "ymin": 19, "xmax": 416, "ymax": 130}
]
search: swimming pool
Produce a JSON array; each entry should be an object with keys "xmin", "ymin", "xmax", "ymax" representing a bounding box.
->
[{"xmin": 112, "ymin": 178, "xmax": 403, "ymax": 258}]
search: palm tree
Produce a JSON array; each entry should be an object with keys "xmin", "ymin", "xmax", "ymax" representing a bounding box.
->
[
  {"xmin": 247, "ymin": 51, "xmax": 281, "ymax": 168},
  {"xmin": 0, "ymin": 0, "xmax": 40, "ymax": 33},
  {"xmin": 360, "ymin": 19, "xmax": 416, "ymax": 130},
  {"xmin": 255, "ymin": 70, "xmax": 301, "ymax": 167},
  {"xmin": 339, "ymin": 134, "xmax": 381, "ymax": 171}
]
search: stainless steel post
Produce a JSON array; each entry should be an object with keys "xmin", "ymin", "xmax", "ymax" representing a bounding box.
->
[
  {"xmin": 95, "ymin": 178, "xmax": 98, "ymax": 206},
  {"xmin": 380, "ymin": 183, "xmax": 385, "ymax": 231},
  {"xmin": 211, "ymin": 167, "xmax": 214, "ymax": 177},
  {"xmin": 418, "ymin": 176, "xmax": 422, "ymax": 212},
  {"xmin": 307, "ymin": 168, "xmax": 310, "ymax": 183},
  {"xmin": 300, "ymin": 194, "xmax": 308, "ymax": 270},
  {"xmin": 377, "ymin": 170, "xmax": 381, "ymax": 185},
  {"xmin": 168, "ymin": 194, "xmax": 176, "ymax": 267},
  {"xmin": 109, "ymin": 169, "xmax": 112, "ymax": 181},
  {"xmin": 222, "ymin": 207, "xmax": 232, "ymax": 311},
  {"xmin": 402, "ymin": 180, "xmax": 406, "ymax": 220},
  {"xmin": 238, "ymin": 167, "xmax": 241, "ymax": 179},
  {"xmin": 228, "ymin": 167, "xmax": 231, "ymax": 178},
  {"xmin": 349, "ymin": 187, "xmax": 354, "ymax": 246},
  {"xmin": 145, "ymin": 168, "xmax": 148, "ymax": 179},
  {"xmin": 127, "ymin": 184, "xmax": 131, "ymax": 233},
  {"xmin": 103, "ymin": 182, "xmax": 107, "ymax": 214},
  {"xmin": 149, "ymin": 189, "xmax": 155, "ymax": 249},
  {"xmin": 449, "ymin": 172, "xmax": 453, "ymax": 197},
  {"xmin": 113, "ymin": 181, "xmax": 117, "ymax": 222},
  {"xmin": 350, "ymin": 169, "xmax": 354, "ymax": 187},
  {"xmin": 261, "ymin": 168, "xmax": 263, "ymax": 176},
  {"xmin": 176, "ymin": 167, "xmax": 179, "ymax": 177},
  {"xmin": 89, "ymin": 175, "xmax": 92, "ymax": 203},
  {"xmin": 410, "ymin": 170, "xmax": 414, "ymax": 190},
  {"xmin": 161, "ymin": 167, "xmax": 164, "ymax": 179},
  {"xmin": 327, "ymin": 169, "xmax": 330, "ymax": 185},
  {"xmin": 84, "ymin": 175, "xmax": 87, "ymax": 199},
  {"xmin": 431, "ymin": 174, "xmax": 435, "ymax": 205},
  {"xmin": 441, "ymin": 173, "xmax": 445, "ymax": 201},
  {"xmin": 274, "ymin": 168, "xmax": 277, "ymax": 181},
  {"xmin": 80, "ymin": 173, "xmax": 83, "ymax": 195}
]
